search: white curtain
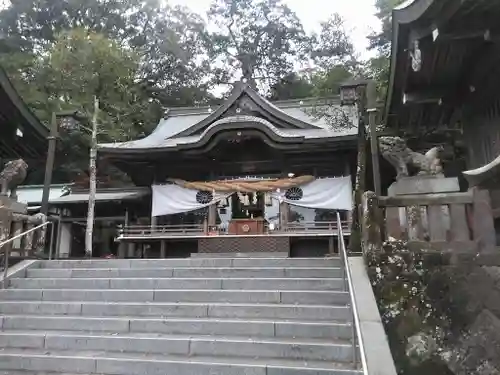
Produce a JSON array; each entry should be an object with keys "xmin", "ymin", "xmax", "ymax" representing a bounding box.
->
[
  {"xmin": 151, "ymin": 184, "xmax": 232, "ymax": 217},
  {"xmin": 152, "ymin": 176, "xmax": 352, "ymax": 218},
  {"xmin": 264, "ymin": 197, "xmax": 280, "ymax": 226},
  {"xmin": 272, "ymin": 176, "xmax": 352, "ymax": 211},
  {"xmin": 218, "ymin": 195, "xmax": 233, "ymax": 229}
]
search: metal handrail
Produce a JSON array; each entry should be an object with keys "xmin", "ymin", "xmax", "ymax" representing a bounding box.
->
[
  {"xmin": 0, "ymin": 221, "xmax": 52, "ymax": 288},
  {"xmin": 336, "ymin": 211, "xmax": 368, "ymax": 373}
]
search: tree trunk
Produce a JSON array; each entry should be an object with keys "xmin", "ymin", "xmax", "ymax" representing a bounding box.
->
[{"xmin": 85, "ymin": 96, "xmax": 99, "ymax": 258}]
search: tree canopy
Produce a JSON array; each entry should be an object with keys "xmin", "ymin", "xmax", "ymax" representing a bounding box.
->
[{"xmin": 0, "ymin": 0, "xmax": 366, "ymax": 184}]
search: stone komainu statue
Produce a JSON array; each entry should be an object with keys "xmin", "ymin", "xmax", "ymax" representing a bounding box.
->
[
  {"xmin": 0, "ymin": 159, "xmax": 28, "ymax": 199},
  {"xmin": 378, "ymin": 136, "xmax": 443, "ymax": 179}
]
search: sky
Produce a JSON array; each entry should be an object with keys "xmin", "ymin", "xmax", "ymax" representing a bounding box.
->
[{"xmin": 168, "ymin": 0, "xmax": 381, "ymax": 59}]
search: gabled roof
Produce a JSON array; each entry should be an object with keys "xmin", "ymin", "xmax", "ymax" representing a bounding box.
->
[{"xmin": 99, "ymin": 81, "xmax": 358, "ymax": 154}]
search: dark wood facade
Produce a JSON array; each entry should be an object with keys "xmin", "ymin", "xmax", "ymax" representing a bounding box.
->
[
  {"xmin": 385, "ymin": 0, "xmax": 500, "ymax": 227},
  {"xmin": 0, "ymin": 66, "xmax": 48, "ymax": 163},
  {"xmin": 100, "ymin": 82, "xmax": 358, "ymax": 186},
  {"xmin": 386, "ymin": 0, "xmax": 500, "ymax": 172}
]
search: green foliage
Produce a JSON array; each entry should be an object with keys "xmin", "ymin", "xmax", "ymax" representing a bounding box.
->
[
  {"xmin": 206, "ymin": 0, "xmax": 311, "ymax": 90},
  {"xmin": 366, "ymin": 0, "xmax": 405, "ymax": 97},
  {"xmin": 27, "ymin": 28, "xmax": 161, "ymax": 183},
  {"xmin": 367, "ymin": 245, "xmax": 468, "ymax": 375}
]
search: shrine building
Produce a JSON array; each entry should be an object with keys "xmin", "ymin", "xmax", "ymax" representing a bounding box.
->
[{"xmin": 59, "ymin": 81, "xmax": 359, "ymax": 257}]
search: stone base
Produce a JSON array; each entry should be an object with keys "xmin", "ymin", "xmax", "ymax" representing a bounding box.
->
[
  {"xmin": 198, "ymin": 237, "xmax": 290, "ymax": 254},
  {"xmin": 388, "ymin": 176, "xmax": 460, "ymax": 196},
  {"xmin": 0, "ymin": 195, "xmax": 27, "ymax": 214}
]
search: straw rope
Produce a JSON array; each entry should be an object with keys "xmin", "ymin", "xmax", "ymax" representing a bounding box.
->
[{"xmin": 168, "ymin": 175, "xmax": 315, "ymax": 193}]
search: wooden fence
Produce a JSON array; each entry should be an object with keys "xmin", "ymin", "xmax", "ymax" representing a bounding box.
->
[{"xmin": 361, "ymin": 188, "xmax": 496, "ymax": 253}]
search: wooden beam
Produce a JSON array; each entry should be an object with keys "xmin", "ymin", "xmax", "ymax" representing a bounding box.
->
[
  {"xmin": 407, "ymin": 1, "xmax": 466, "ymax": 46},
  {"xmin": 434, "ymin": 29, "xmax": 491, "ymax": 43},
  {"xmin": 403, "ymin": 91, "xmax": 443, "ymax": 105}
]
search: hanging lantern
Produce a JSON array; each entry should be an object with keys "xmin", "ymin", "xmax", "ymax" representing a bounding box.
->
[
  {"xmin": 243, "ymin": 194, "xmax": 250, "ymax": 206},
  {"xmin": 252, "ymin": 193, "xmax": 258, "ymax": 205}
]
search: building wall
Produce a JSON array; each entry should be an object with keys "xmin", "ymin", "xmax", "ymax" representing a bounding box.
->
[{"xmin": 464, "ymin": 98, "xmax": 500, "ymax": 169}]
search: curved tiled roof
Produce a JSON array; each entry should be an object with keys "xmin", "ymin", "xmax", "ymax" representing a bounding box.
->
[{"xmin": 99, "ymin": 115, "xmax": 357, "ymax": 153}]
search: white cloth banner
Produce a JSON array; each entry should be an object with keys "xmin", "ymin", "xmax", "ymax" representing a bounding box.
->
[
  {"xmin": 272, "ymin": 176, "xmax": 352, "ymax": 211},
  {"xmin": 151, "ymin": 184, "xmax": 232, "ymax": 217}
]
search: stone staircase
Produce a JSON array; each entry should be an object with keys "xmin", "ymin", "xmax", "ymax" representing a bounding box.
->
[{"xmin": 0, "ymin": 257, "xmax": 362, "ymax": 374}]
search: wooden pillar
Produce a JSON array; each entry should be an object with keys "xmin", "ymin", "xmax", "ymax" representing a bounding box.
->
[
  {"xmin": 344, "ymin": 161, "xmax": 353, "ymax": 227},
  {"xmin": 160, "ymin": 240, "xmax": 167, "ymax": 258},
  {"xmin": 328, "ymin": 235, "xmax": 335, "ymax": 255},
  {"xmin": 127, "ymin": 242, "xmax": 135, "ymax": 258},
  {"xmin": 208, "ymin": 204, "xmax": 217, "ymax": 227},
  {"xmin": 118, "ymin": 242, "xmax": 126, "ymax": 258},
  {"xmin": 279, "ymin": 201, "xmax": 289, "ymax": 230}
]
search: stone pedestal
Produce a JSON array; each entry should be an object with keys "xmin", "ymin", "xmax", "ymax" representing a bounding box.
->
[
  {"xmin": 0, "ymin": 195, "xmax": 27, "ymax": 214},
  {"xmin": 388, "ymin": 175, "xmax": 460, "ymax": 196}
]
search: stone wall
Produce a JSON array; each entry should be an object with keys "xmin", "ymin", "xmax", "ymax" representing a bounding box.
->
[{"xmin": 368, "ymin": 245, "xmax": 500, "ymax": 375}]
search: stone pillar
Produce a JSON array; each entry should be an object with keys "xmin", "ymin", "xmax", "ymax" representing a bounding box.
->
[
  {"xmin": 472, "ymin": 187, "xmax": 496, "ymax": 253},
  {"xmin": 58, "ymin": 223, "xmax": 72, "ymax": 258}
]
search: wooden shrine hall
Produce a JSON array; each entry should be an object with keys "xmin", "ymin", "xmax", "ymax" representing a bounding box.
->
[{"xmin": 98, "ymin": 81, "xmax": 358, "ymax": 257}]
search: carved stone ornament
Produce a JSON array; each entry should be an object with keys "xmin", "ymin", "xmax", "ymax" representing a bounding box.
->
[
  {"xmin": 0, "ymin": 158, "xmax": 28, "ymax": 199},
  {"xmin": 378, "ymin": 136, "xmax": 443, "ymax": 180}
]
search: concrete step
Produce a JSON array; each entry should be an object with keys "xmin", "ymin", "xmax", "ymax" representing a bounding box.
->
[
  {"xmin": 39, "ymin": 257, "xmax": 341, "ymax": 269},
  {"xmin": 0, "ymin": 315, "xmax": 353, "ymax": 340},
  {"xmin": 0, "ymin": 348, "xmax": 363, "ymax": 374},
  {"xmin": 0, "ymin": 288, "xmax": 348, "ymax": 305},
  {"xmin": 0, "ymin": 301, "xmax": 351, "ymax": 320},
  {"xmin": 10, "ymin": 277, "xmax": 345, "ymax": 291},
  {"xmin": 26, "ymin": 267, "xmax": 343, "ymax": 279},
  {"xmin": 0, "ymin": 331, "xmax": 355, "ymax": 362}
]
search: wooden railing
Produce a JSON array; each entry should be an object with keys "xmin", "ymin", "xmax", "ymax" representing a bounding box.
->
[
  {"xmin": 118, "ymin": 220, "xmax": 350, "ymax": 239},
  {"xmin": 361, "ymin": 188, "xmax": 495, "ymax": 253}
]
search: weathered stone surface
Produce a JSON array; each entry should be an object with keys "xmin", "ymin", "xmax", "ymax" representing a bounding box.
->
[
  {"xmin": 446, "ymin": 309, "xmax": 500, "ymax": 375},
  {"xmin": 388, "ymin": 176, "xmax": 459, "ymax": 196}
]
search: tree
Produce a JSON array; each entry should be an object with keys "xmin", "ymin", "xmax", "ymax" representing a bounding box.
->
[
  {"xmin": 268, "ymin": 73, "xmax": 314, "ymax": 100},
  {"xmin": 37, "ymin": 28, "xmax": 161, "ymax": 183},
  {"xmin": 0, "ymin": 0, "xmax": 213, "ymax": 108},
  {"xmin": 206, "ymin": 0, "xmax": 311, "ymax": 91},
  {"xmin": 366, "ymin": 0, "xmax": 405, "ymax": 95},
  {"xmin": 310, "ymin": 14, "xmax": 356, "ymax": 72}
]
